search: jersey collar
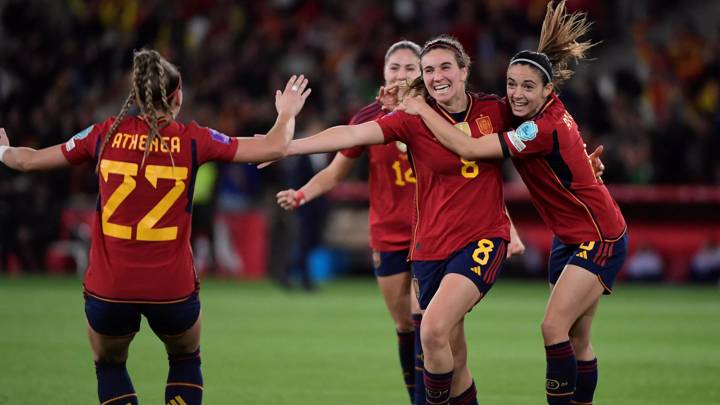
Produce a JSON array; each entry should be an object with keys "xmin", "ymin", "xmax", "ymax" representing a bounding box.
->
[{"xmin": 433, "ymin": 92, "xmax": 473, "ymax": 124}]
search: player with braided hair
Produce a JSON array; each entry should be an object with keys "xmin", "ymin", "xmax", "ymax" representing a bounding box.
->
[
  {"xmin": 398, "ymin": 2, "xmax": 626, "ymax": 404},
  {"xmin": 0, "ymin": 48, "xmax": 310, "ymax": 405}
]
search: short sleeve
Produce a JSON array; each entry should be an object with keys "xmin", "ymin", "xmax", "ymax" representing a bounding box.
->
[
  {"xmin": 340, "ymin": 146, "xmax": 365, "ymax": 159},
  {"xmin": 61, "ymin": 117, "xmax": 113, "ymax": 165},
  {"xmin": 500, "ymin": 120, "xmax": 554, "ymax": 158},
  {"xmin": 190, "ymin": 122, "xmax": 240, "ymax": 165},
  {"xmin": 376, "ymin": 110, "xmax": 410, "ymax": 144}
]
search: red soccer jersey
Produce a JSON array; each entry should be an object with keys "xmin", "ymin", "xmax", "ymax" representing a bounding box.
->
[
  {"xmin": 377, "ymin": 93, "xmax": 511, "ymax": 261},
  {"xmin": 500, "ymin": 93, "xmax": 626, "ymax": 243},
  {"xmin": 340, "ymin": 101, "xmax": 414, "ymax": 252},
  {"xmin": 61, "ymin": 116, "xmax": 239, "ymax": 301}
]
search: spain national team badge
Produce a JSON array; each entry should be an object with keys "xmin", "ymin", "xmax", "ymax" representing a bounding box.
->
[{"xmin": 475, "ymin": 115, "xmax": 493, "ymax": 135}]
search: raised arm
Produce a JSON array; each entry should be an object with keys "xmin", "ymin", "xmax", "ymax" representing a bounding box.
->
[
  {"xmin": 0, "ymin": 129, "xmax": 69, "ymax": 171},
  {"xmin": 232, "ymin": 75, "xmax": 311, "ymax": 163},
  {"xmin": 277, "ymin": 152, "xmax": 356, "ymax": 210},
  {"xmin": 399, "ymin": 96, "xmax": 504, "ymax": 160},
  {"xmin": 287, "ymin": 120, "xmax": 385, "ymax": 156}
]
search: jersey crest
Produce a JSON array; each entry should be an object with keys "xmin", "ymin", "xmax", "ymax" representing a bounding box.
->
[{"xmin": 475, "ymin": 115, "xmax": 493, "ymax": 135}]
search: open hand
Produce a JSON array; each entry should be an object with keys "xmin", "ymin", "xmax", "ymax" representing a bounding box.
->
[
  {"xmin": 276, "ymin": 189, "xmax": 305, "ymax": 210},
  {"xmin": 377, "ymin": 83, "xmax": 401, "ymax": 111},
  {"xmin": 275, "ymin": 75, "xmax": 312, "ymax": 118},
  {"xmin": 396, "ymin": 95, "xmax": 427, "ymax": 116}
]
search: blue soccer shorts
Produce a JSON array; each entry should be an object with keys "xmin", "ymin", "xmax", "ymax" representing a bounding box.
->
[
  {"xmin": 411, "ymin": 238, "xmax": 507, "ymax": 310},
  {"xmin": 84, "ymin": 293, "xmax": 201, "ymax": 337},
  {"xmin": 548, "ymin": 232, "xmax": 629, "ymax": 294},
  {"xmin": 373, "ymin": 249, "xmax": 411, "ymax": 277}
]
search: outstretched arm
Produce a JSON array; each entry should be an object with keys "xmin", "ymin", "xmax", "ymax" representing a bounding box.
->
[
  {"xmin": 233, "ymin": 75, "xmax": 311, "ymax": 163},
  {"xmin": 287, "ymin": 120, "xmax": 385, "ymax": 156},
  {"xmin": 277, "ymin": 152, "xmax": 356, "ymax": 210},
  {"xmin": 0, "ymin": 129, "xmax": 69, "ymax": 171},
  {"xmin": 398, "ymin": 96, "xmax": 505, "ymax": 160}
]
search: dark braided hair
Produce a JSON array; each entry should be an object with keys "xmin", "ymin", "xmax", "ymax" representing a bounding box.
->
[{"xmin": 96, "ymin": 49, "xmax": 181, "ymax": 171}]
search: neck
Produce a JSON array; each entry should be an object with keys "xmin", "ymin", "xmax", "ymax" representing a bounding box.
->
[{"xmin": 438, "ymin": 92, "xmax": 468, "ymax": 113}]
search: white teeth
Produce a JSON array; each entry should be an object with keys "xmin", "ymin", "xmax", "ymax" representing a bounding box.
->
[{"xmin": 434, "ymin": 84, "xmax": 450, "ymax": 94}]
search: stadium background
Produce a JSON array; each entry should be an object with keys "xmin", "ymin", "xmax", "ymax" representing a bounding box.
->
[{"xmin": 0, "ymin": 0, "xmax": 718, "ymax": 404}]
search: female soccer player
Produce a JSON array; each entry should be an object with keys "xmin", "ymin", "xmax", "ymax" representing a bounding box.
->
[
  {"xmin": 0, "ymin": 49, "xmax": 310, "ymax": 405},
  {"xmin": 281, "ymin": 35, "xmax": 513, "ymax": 405},
  {"xmin": 276, "ymin": 40, "xmax": 426, "ymax": 404},
  {"xmin": 399, "ymin": 2, "xmax": 627, "ymax": 404}
]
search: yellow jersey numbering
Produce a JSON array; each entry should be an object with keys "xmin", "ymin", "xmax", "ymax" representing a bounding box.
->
[
  {"xmin": 575, "ymin": 241, "xmax": 595, "ymax": 260},
  {"xmin": 472, "ymin": 239, "xmax": 495, "ymax": 267}
]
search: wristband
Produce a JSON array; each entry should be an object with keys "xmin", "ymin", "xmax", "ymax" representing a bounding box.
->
[
  {"xmin": 294, "ymin": 190, "xmax": 306, "ymax": 208},
  {"xmin": 0, "ymin": 145, "xmax": 8, "ymax": 163}
]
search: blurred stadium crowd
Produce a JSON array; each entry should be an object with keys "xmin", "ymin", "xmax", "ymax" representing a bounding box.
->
[{"xmin": 0, "ymin": 0, "xmax": 718, "ymax": 276}]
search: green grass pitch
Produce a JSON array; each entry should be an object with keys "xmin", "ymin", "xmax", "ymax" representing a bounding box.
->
[{"xmin": 1, "ymin": 276, "xmax": 718, "ymax": 404}]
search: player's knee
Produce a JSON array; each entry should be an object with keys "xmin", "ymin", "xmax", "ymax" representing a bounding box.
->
[
  {"xmin": 166, "ymin": 340, "xmax": 200, "ymax": 355},
  {"xmin": 393, "ymin": 314, "xmax": 414, "ymax": 332},
  {"xmin": 541, "ymin": 317, "xmax": 565, "ymax": 341},
  {"xmin": 421, "ymin": 321, "xmax": 449, "ymax": 352},
  {"xmin": 569, "ymin": 334, "xmax": 590, "ymax": 353},
  {"xmin": 451, "ymin": 348, "xmax": 467, "ymax": 371},
  {"xmin": 94, "ymin": 351, "xmax": 128, "ymax": 363}
]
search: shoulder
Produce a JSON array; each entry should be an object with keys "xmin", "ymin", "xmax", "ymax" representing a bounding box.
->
[
  {"xmin": 532, "ymin": 95, "xmax": 568, "ymax": 135},
  {"xmin": 468, "ymin": 91, "xmax": 504, "ymax": 103},
  {"xmin": 349, "ymin": 101, "xmax": 383, "ymax": 125}
]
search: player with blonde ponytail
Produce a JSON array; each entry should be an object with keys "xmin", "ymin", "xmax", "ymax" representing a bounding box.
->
[{"xmin": 0, "ymin": 48, "xmax": 311, "ymax": 405}]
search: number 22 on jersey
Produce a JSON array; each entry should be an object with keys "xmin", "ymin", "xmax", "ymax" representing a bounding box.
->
[{"xmin": 100, "ymin": 159, "xmax": 188, "ymax": 241}]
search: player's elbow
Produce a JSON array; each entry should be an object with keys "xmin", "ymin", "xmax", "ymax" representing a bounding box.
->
[
  {"xmin": 10, "ymin": 153, "xmax": 33, "ymax": 172},
  {"xmin": 262, "ymin": 137, "xmax": 290, "ymax": 161}
]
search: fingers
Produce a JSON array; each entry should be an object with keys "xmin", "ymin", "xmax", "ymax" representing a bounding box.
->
[
  {"xmin": 281, "ymin": 75, "xmax": 310, "ymax": 99},
  {"xmin": 384, "ymin": 83, "xmax": 400, "ymax": 94},
  {"xmin": 295, "ymin": 76, "xmax": 308, "ymax": 93},
  {"xmin": 257, "ymin": 160, "xmax": 275, "ymax": 169},
  {"xmin": 591, "ymin": 144, "xmax": 604, "ymax": 157},
  {"xmin": 376, "ymin": 86, "xmax": 386, "ymax": 101},
  {"xmin": 284, "ymin": 74, "xmax": 306, "ymax": 94},
  {"xmin": 276, "ymin": 190, "xmax": 299, "ymax": 210},
  {"xmin": 284, "ymin": 75, "xmax": 298, "ymax": 92}
]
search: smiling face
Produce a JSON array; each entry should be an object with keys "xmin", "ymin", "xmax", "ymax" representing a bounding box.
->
[
  {"xmin": 506, "ymin": 63, "xmax": 553, "ymax": 119},
  {"xmin": 383, "ymin": 48, "xmax": 420, "ymax": 87},
  {"xmin": 421, "ymin": 48, "xmax": 468, "ymax": 110}
]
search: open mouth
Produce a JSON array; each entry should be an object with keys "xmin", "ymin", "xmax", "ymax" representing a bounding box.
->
[
  {"xmin": 511, "ymin": 99, "xmax": 528, "ymax": 109},
  {"xmin": 433, "ymin": 84, "xmax": 451, "ymax": 95}
]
